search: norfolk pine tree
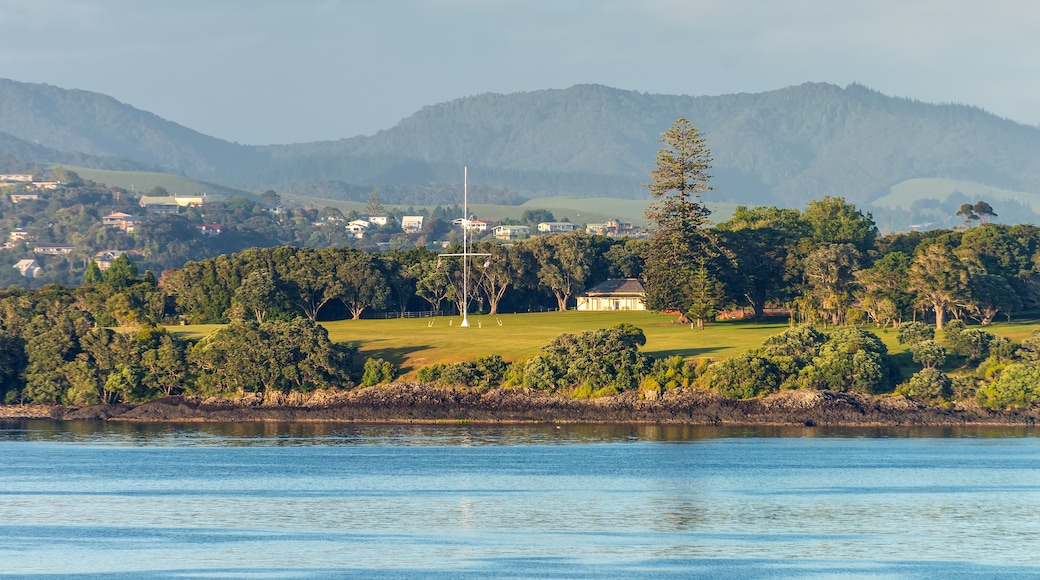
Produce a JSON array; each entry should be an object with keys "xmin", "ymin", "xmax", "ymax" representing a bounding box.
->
[{"xmin": 643, "ymin": 118, "xmax": 721, "ymax": 320}]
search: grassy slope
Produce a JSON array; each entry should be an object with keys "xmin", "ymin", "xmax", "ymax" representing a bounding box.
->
[
  {"xmin": 872, "ymin": 178, "xmax": 1040, "ymax": 213},
  {"xmin": 57, "ymin": 166, "xmax": 257, "ymax": 199},
  {"xmin": 170, "ymin": 311, "xmax": 1040, "ymax": 380}
]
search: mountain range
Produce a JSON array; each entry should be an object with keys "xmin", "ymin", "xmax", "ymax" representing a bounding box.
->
[{"xmin": 2, "ymin": 77, "xmax": 1040, "ymax": 209}]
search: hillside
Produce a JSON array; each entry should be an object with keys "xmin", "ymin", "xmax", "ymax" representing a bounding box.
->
[{"xmin": 3, "ymin": 78, "xmax": 1040, "ymax": 209}]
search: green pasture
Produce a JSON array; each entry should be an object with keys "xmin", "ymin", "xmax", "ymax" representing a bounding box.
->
[
  {"xmin": 281, "ymin": 194, "xmax": 738, "ymax": 227},
  {"xmin": 54, "ymin": 165, "xmax": 256, "ymax": 200},
  {"xmin": 168, "ymin": 311, "xmax": 1040, "ymax": 378},
  {"xmin": 872, "ymin": 178, "xmax": 1040, "ymax": 213}
]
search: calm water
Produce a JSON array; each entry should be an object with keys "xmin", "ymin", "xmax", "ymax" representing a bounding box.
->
[{"xmin": 2, "ymin": 422, "xmax": 1040, "ymax": 579}]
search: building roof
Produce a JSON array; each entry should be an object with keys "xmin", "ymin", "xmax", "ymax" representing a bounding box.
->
[{"xmin": 584, "ymin": 278, "xmax": 645, "ymax": 296}]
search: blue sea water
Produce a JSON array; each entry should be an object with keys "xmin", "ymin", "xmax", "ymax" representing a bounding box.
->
[{"xmin": 1, "ymin": 421, "xmax": 1040, "ymax": 578}]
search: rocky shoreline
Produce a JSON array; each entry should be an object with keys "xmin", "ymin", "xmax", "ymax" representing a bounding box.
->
[{"xmin": 1, "ymin": 384, "xmax": 1038, "ymax": 426}]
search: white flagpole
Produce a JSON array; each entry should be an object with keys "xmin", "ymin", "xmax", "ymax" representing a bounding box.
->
[{"xmin": 460, "ymin": 166, "xmax": 471, "ymax": 327}]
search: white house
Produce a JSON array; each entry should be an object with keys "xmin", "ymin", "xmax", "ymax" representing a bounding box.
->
[
  {"xmin": 537, "ymin": 221, "xmax": 576, "ymax": 233},
  {"xmin": 367, "ymin": 215, "xmax": 390, "ymax": 226},
  {"xmin": 576, "ymin": 278, "xmax": 646, "ymax": 311},
  {"xmin": 346, "ymin": 219, "xmax": 372, "ymax": 239},
  {"xmin": 401, "ymin": 215, "xmax": 425, "ymax": 233},
  {"xmin": 492, "ymin": 225, "xmax": 531, "ymax": 240},
  {"xmin": 12, "ymin": 259, "xmax": 42, "ymax": 278}
]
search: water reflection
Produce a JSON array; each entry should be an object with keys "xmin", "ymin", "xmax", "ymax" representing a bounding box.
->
[{"xmin": 1, "ymin": 419, "xmax": 1037, "ymax": 446}]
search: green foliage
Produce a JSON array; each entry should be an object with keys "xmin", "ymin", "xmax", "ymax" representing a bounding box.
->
[
  {"xmin": 360, "ymin": 357, "xmax": 398, "ymax": 387},
  {"xmin": 897, "ymin": 321, "xmax": 934, "ymax": 346},
  {"xmin": 642, "ymin": 118, "xmax": 718, "ymax": 314},
  {"xmin": 189, "ymin": 319, "xmax": 355, "ymax": 395},
  {"xmin": 909, "ymin": 340, "xmax": 946, "ymax": 369},
  {"xmin": 647, "ymin": 356, "xmax": 695, "ymax": 390},
  {"xmin": 760, "ymin": 326, "xmax": 827, "ymax": 368},
  {"xmin": 977, "ymin": 362, "xmax": 1040, "ymax": 410},
  {"xmin": 800, "ymin": 328, "xmax": 890, "ymax": 394},
  {"xmin": 897, "ymin": 368, "xmax": 952, "ymax": 401},
  {"xmin": 704, "ymin": 354, "xmax": 781, "ymax": 399},
  {"xmin": 536, "ymin": 326, "xmax": 650, "ymax": 394}
]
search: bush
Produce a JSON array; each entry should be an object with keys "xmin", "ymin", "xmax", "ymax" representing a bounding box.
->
[
  {"xmin": 897, "ymin": 321, "xmax": 934, "ymax": 346},
  {"xmin": 360, "ymin": 357, "xmax": 397, "ymax": 387},
  {"xmin": 910, "ymin": 340, "xmax": 946, "ymax": 369},
  {"xmin": 647, "ymin": 356, "xmax": 694, "ymax": 390},
  {"xmin": 897, "ymin": 368, "xmax": 951, "ymax": 401},
  {"xmin": 977, "ymin": 362, "xmax": 1040, "ymax": 410},
  {"xmin": 519, "ymin": 356, "xmax": 556, "ymax": 391},
  {"xmin": 799, "ymin": 327, "xmax": 890, "ymax": 394},
  {"xmin": 704, "ymin": 354, "xmax": 780, "ymax": 399}
]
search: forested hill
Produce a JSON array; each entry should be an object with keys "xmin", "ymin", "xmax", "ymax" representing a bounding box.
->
[{"xmin": 3, "ymin": 78, "xmax": 1040, "ymax": 207}]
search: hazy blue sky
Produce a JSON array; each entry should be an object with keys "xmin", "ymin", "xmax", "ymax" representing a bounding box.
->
[{"xmin": 2, "ymin": 0, "xmax": 1037, "ymax": 145}]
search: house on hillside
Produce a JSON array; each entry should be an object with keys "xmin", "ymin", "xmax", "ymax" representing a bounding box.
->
[
  {"xmin": 586, "ymin": 219, "xmax": 641, "ymax": 238},
  {"xmin": 196, "ymin": 223, "xmax": 222, "ymax": 236},
  {"xmin": 103, "ymin": 212, "xmax": 142, "ymax": 233},
  {"xmin": 401, "ymin": 215, "xmax": 424, "ymax": 233},
  {"xmin": 492, "ymin": 225, "xmax": 530, "ymax": 240},
  {"xmin": 0, "ymin": 174, "xmax": 34, "ymax": 183},
  {"xmin": 8, "ymin": 228, "xmax": 30, "ymax": 243},
  {"xmin": 367, "ymin": 215, "xmax": 390, "ymax": 226},
  {"xmin": 12, "ymin": 259, "xmax": 42, "ymax": 278},
  {"xmin": 347, "ymin": 219, "xmax": 372, "ymax": 239},
  {"xmin": 139, "ymin": 194, "xmax": 206, "ymax": 213},
  {"xmin": 537, "ymin": 221, "xmax": 576, "ymax": 233},
  {"xmin": 576, "ymin": 278, "xmax": 646, "ymax": 311},
  {"xmin": 9, "ymin": 193, "xmax": 40, "ymax": 203},
  {"xmin": 33, "ymin": 243, "xmax": 75, "ymax": 255},
  {"xmin": 93, "ymin": 250, "xmax": 142, "ymax": 271}
]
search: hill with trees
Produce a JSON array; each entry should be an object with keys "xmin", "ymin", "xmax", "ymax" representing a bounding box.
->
[{"xmin": 3, "ymin": 79, "xmax": 1040, "ymax": 209}]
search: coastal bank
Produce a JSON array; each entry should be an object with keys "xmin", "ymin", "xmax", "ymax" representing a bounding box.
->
[{"xmin": 1, "ymin": 384, "xmax": 1038, "ymax": 426}]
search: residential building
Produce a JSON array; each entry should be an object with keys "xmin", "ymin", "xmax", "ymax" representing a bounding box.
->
[
  {"xmin": 196, "ymin": 223, "xmax": 222, "ymax": 236},
  {"xmin": 92, "ymin": 250, "xmax": 141, "ymax": 271},
  {"xmin": 34, "ymin": 243, "xmax": 75, "ymax": 255},
  {"xmin": 346, "ymin": 219, "xmax": 372, "ymax": 239},
  {"xmin": 537, "ymin": 221, "xmax": 576, "ymax": 233},
  {"xmin": 367, "ymin": 215, "xmax": 390, "ymax": 226},
  {"xmin": 9, "ymin": 193, "xmax": 40, "ymax": 203},
  {"xmin": 12, "ymin": 259, "xmax": 42, "ymax": 278},
  {"xmin": 585, "ymin": 219, "xmax": 641, "ymax": 238},
  {"xmin": 492, "ymin": 225, "xmax": 531, "ymax": 240},
  {"xmin": 576, "ymin": 278, "xmax": 646, "ymax": 311},
  {"xmin": 401, "ymin": 215, "xmax": 425, "ymax": 233},
  {"xmin": 8, "ymin": 228, "xmax": 30, "ymax": 243},
  {"xmin": 103, "ymin": 212, "xmax": 142, "ymax": 233},
  {"xmin": 0, "ymin": 174, "xmax": 34, "ymax": 182}
]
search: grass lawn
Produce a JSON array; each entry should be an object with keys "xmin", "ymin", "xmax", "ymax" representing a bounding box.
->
[{"xmin": 168, "ymin": 312, "xmax": 1040, "ymax": 379}]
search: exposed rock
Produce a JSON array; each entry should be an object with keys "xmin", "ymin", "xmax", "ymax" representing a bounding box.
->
[{"xmin": 2, "ymin": 385, "xmax": 1039, "ymax": 425}]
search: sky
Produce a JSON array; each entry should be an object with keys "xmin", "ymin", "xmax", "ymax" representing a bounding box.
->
[{"xmin": 2, "ymin": 0, "xmax": 1038, "ymax": 145}]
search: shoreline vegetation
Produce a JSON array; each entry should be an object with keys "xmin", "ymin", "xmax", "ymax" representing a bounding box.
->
[{"xmin": 2, "ymin": 384, "xmax": 1038, "ymax": 427}]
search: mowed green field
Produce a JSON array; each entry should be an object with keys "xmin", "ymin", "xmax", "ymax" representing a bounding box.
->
[{"xmin": 168, "ymin": 311, "xmax": 1040, "ymax": 378}]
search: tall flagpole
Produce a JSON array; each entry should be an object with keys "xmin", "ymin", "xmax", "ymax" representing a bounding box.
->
[
  {"xmin": 439, "ymin": 166, "xmax": 489, "ymax": 328},
  {"xmin": 460, "ymin": 166, "xmax": 471, "ymax": 327}
]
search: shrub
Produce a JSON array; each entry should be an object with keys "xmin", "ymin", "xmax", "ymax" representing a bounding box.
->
[
  {"xmin": 897, "ymin": 368, "xmax": 951, "ymax": 401},
  {"xmin": 760, "ymin": 326, "xmax": 827, "ymax": 367},
  {"xmin": 360, "ymin": 357, "xmax": 397, "ymax": 387},
  {"xmin": 799, "ymin": 327, "xmax": 890, "ymax": 394},
  {"xmin": 909, "ymin": 340, "xmax": 946, "ymax": 369},
  {"xmin": 519, "ymin": 356, "xmax": 556, "ymax": 391},
  {"xmin": 648, "ymin": 356, "xmax": 694, "ymax": 390},
  {"xmin": 897, "ymin": 321, "xmax": 934, "ymax": 346},
  {"xmin": 704, "ymin": 354, "xmax": 780, "ymax": 399},
  {"xmin": 955, "ymin": 329, "xmax": 996, "ymax": 362},
  {"xmin": 977, "ymin": 362, "xmax": 1040, "ymax": 410}
]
